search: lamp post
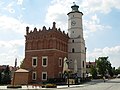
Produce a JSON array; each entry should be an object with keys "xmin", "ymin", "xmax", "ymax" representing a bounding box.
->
[{"xmin": 65, "ymin": 59, "xmax": 72, "ymax": 87}]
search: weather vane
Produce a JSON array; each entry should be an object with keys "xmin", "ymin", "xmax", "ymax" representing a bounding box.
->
[{"xmin": 73, "ymin": 2, "xmax": 76, "ymax": 5}]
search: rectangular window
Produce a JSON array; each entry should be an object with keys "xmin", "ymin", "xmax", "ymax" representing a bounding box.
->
[
  {"xmin": 59, "ymin": 58, "xmax": 62, "ymax": 67},
  {"xmin": 32, "ymin": 57, "xmax": 37, "ymax": 67},
  {"xmin": 32, "ymin": 72, "xmax": 37, "ymax": 80},
  {"xmin": 42, "ymin": 72, "xmax": 47, "ymax": 80},
  {"xmin": 42, "ymin": 56, "xmax": 48, "ymax": 67}
]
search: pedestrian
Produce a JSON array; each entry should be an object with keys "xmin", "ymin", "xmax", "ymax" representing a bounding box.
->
[{"xmin": 103, "ymin": 76, "xmax": 105, "ymax": 82}]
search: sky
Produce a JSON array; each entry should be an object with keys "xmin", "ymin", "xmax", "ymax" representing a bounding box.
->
[{"xmin": 0, "ymin": 0, "xmax": 120, "ymax": 68}]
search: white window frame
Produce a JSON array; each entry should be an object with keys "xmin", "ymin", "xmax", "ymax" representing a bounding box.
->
[
  {"xmin": 42, "ymin": 72, "xmax": 47, "ymax": 80},
  {"xmin": 32, "ymin": 71, "xmax": 37, "ymax": 80},
  {"xmin": 32, "ymin": 57, "xmax": 37, "ymax": 67},
  {"xmin": 42, "ymin": 56, "xmax": 48, "ymax": 67},
  {"xmin": 59, "ymin": 57, "xmax": 62, "ymax": 67}
]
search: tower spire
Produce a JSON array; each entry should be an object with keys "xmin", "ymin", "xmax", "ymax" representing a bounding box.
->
[
  {"xmin": 67, "ymin": 3, "xmax": 83, "ymax": 15},
  {"xmin": 71, "ymin": 3, "xmax": 79, "ymax": 12},
  {"xmin": 73, "ymin": 2, "xmax": 75, "ymax": 5}
]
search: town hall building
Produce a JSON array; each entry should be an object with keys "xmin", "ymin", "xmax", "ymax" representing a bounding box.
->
[{"xmin": 21, "ymin": 3, "xmax": 86, "ymax": 83}]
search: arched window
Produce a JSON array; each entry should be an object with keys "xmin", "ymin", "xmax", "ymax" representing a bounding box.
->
[
  {"xmin": 72, "ymin": 40, "xmax": 74, "ymax": 43},
  {"xmin": 72, "ymin": 48, "xmax": 75, "ymax": 53},
  {"xmin": 83, "ymin": 61, "xmax": 84, "ymax": 68}
]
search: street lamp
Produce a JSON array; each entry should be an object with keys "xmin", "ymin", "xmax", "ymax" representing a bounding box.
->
[{"xmin": 65, "ymin": 59, "xmax": 72, "ymax": 87}]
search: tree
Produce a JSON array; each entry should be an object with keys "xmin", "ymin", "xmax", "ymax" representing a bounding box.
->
[
  {"xmin": 107, "ymin": 63, "xmax": 114, "ymax": 77},
  {"xmin": 115, "ymin": 66, "xmax": 120, "ymax": 75},
  {"xmin": 90, "ymin": 66, "xmax": 97, "ymax": 79},
  {"xmin": 96, "ymin": 56, "xmax": 113, "ymax": 77},
  {"xmin": 1, "ymin": 65, "xmax": 11, "ymax": 84},
  {"xmin": 20, "ymin": 59, "xmax": 24, "ymax": 68}
]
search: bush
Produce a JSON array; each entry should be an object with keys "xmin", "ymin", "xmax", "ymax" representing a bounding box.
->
[
  {"xmin": 42, "ymin": 84, "xmax": 57, "ymax": 88},
  {"xmin": 47, "ymin": 78, "xmax": 65, "ymax": 84}
]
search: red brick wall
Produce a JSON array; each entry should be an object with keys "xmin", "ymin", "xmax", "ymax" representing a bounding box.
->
[{"xmin": 22, "ymin": 22, "xmax": 69, "ymax": 83}]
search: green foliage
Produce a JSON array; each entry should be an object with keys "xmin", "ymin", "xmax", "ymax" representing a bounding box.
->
[
  {"xmin": 0, "ymin": 65, "xmax": 11, "ymax": 84},
  {"xmin": 20, "ymin": 59, "xmax": 24, "ymax": 68},
  {"xmin": 115, "ymin": 66, "xmax": 120, "ymax": 75},
  {"xmin": 90, "ymin": 66, "xmax": 97, "ymax": 79},
  {"xmin": 96, "ymin": 56, "xmax": 113, "ymax": 77}
]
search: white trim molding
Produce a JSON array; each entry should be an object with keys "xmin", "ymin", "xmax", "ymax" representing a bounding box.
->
[
  {"xmin": 42, "ymin": 72, "xmax": 47, "ymax": 80},
  {"xmin": 32, "ymin": 57, "xmax": 37, "ymax": 67},
  {"xmin": 32, "ymin": 71, "xmax": 37, "ymax": 80},
  {"xmin": 42, "ymin": 56, "xmax": 48, "ymax": 67}
]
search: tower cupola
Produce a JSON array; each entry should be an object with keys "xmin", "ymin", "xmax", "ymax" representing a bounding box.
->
[
  {"xmin": 71, "ymin": 2, "xmax": 79, "ymax": 12},
  {"xmin": 67, "ymin": 2, "xmax": 83, "ymax": 15}
]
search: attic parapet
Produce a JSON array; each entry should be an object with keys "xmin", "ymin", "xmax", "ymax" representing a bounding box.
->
[
  {"xmin": 42, "ymin": 26, "xmax": 47, "ymax": 31},
  {"xmin": 26, "ymin": 26, "xmax": 29, "ymax": 35},
  {"xmin": 52, "ymin": 22, "xmax": 56, "ymax": 29},
  {"xmin": 34, "ymin": 27, "xmax": 37, "ymax": 32},
  {"xmin": 39, "ymin": 29, "xmax": 42, "ymax": 32},
  {"xmin": 58, "ymin": 28, "xmax": 62, "ymax": 33},
  {"xmin": 67, "ymin": 33, "xmax": 68, "ymax": 36},
  {"xmin": 48, "ymin": 27, "xmax": 51, "ymax": 30},
  {"xmin": 25, "ymin": 22, "xmax": 69, "ymax": 37}
]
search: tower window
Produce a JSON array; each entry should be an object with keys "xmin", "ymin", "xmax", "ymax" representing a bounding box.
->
[
  {"xmin": 72, "ymin": 40, "xmax": 74, "ymax": 43},
  {"xmin": 83, "ymin": 61, "xmax": 84, "ymax": 68},
  {"xmin": 72, "ymin": 48, "xmax": 75, "ymax": 53},
  {"xmin": 73, "ymin": 15, "xmax": 74, "ymax": 17}
]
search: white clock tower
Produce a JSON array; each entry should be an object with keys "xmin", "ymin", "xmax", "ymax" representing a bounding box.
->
[{"xmin": 67, "ymin": 3, "xmax": 86, "ymax": 78}]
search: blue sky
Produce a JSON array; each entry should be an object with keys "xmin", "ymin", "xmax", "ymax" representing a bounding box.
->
[{"xmin": 0, "ymin": 0, "xmax": 120, "ymax": 68}]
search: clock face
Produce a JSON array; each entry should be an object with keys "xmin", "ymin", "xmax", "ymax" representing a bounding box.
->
[{"xmin": 71, "ymin": 21, "xmax": 76, "ymax": 26}]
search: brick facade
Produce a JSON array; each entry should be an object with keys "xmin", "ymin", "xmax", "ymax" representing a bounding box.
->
[{"xmin": 22, "ymin": 22, "xmax": 69, "ymax": 83}]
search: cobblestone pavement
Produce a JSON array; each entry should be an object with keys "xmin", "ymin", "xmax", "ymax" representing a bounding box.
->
[
  {"xmin": 0, "ymin": 78, "xmax": 120, "ymax": 90},
  {"xmin": 57, "ymin": 78, "xmax": 120, "ymax": 90}
]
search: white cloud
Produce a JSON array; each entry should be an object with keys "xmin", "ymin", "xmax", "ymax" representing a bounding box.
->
[
  {"xmin": 80, "ymin": 0, "xmax": 120, "ymax": 14},
  {"xmin": 3, "ymin": 2, "xmax": 15, "ymax": 13},
  {"xmin": 87, "ymin": 45, "xmax": 120, "ymax": 68},
  {"xmin": 80, "ymin": 0, "xmax": 120, "ymax": 37},
  {"xmin": 83, "ymin": 17, "xmax": 111, "ymax": 33},
  {"xmin": 0, "ymin": 40, "xmax": 25, "ymax": 66},
  {"xmin": 83, "ymin": 14, "xmax": 111, "ymax": 39},
  {"xmin": 17, "ymin": 0, "xmax": 24, "ymax": 5},
  {"xmin": 45, "ymin": 0, "xmax": 74, "ymax": 31},
  {"xmin": 0, "ymin": 15, "xmax": 37, "ymax": 66},
  {"xmin": 0, "ymin": 1, "xmax": 4, "ymax": 6},
  {"xmin": 0, "ymin": 15, "xmax": 36, "ymax": 34}
]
